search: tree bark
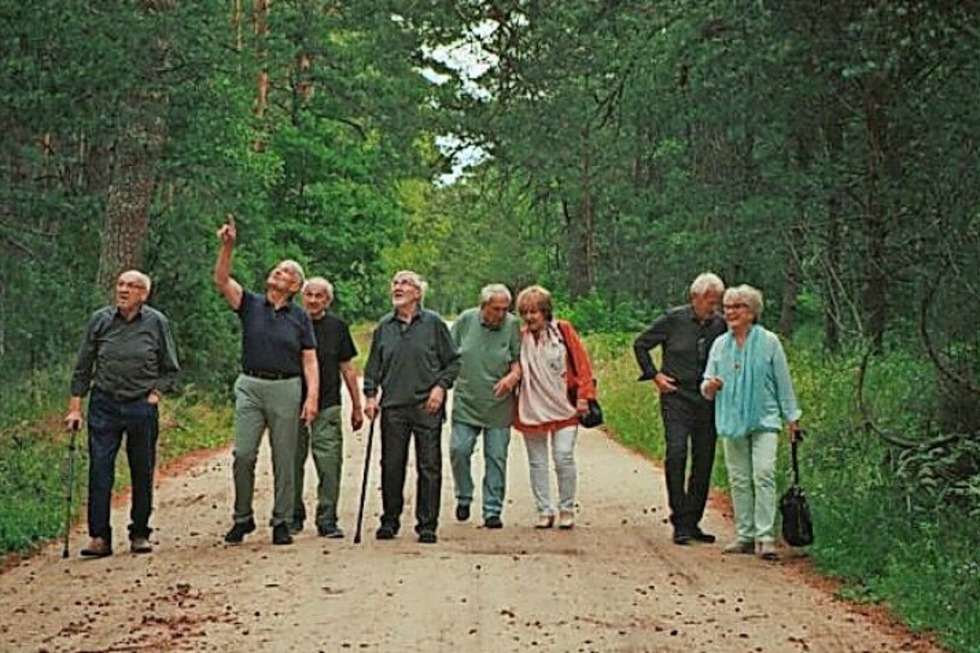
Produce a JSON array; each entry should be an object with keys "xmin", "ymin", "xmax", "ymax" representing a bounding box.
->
[
  {"xmin": 96, "ymin": 1, "xmax": 175, "ymax": 291},
  {"xmin": 862, "ymin": 75, "xmax": 891, "ymax": 355}
]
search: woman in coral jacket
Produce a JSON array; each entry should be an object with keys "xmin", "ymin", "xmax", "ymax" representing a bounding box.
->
[{"xmin": 514, "ymin": 285, "xmax": 597, "ymax": 530}]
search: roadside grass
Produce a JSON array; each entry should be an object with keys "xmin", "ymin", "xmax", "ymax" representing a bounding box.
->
[
  {"xmin": 584, "ymin": 332, "xmax": 980, "ymax": 653},
  {"xmin": 0, "ymin": 374, "xmax": 233, "ymax": 556}
]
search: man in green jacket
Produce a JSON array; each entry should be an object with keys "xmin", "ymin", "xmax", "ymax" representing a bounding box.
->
[{"xmin": 363, "ymin": 270, "xmax": 460, "ymax": 544}]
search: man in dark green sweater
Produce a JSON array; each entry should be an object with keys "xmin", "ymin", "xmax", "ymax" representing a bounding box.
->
[
  {"xmin": 363, "ymin": 270, "xmax": 460, "ymax": 544},
  {"xmin": 66, "ymin": 270, "xmax": 180, "ymax": 557}
]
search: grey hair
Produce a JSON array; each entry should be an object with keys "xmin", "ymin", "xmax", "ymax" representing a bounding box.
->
[
  {"xmin": 279, "ymin": 259, "xmax": 306, "ymax": 286},
  {"xmin": 120, "ymin": 270, "xmax": 152, "ymax": 294},
  {"xmin": 304, "ymin": 276, "xmax": 334, "ymax": 300},
  {"xmin": 480, "ymin": 283, "xmax": 512, "ymax": 305},
  {"xmin": 690, "ymin": 272, "xmax": 724, "ymax": 296},
  {"xmin": 724, "ymin": 284, "xmax": 764, "ymax": 321},
  {"xmin": 392, "ymin": 270, "xmax": 427, "ymax": 299}
]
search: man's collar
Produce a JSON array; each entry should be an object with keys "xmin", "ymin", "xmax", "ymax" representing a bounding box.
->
[
  {"xmin": 264, "ymin": 294, "xmax": 295, "ymax": 312},
  {"xmin": 113, "ymin": 304, "xmax": 145, "ymax": 321},
  {"xmin": 395, "ymin": 305, "xmax": 422, "ymax": 323},
  {"xmin": 479, "ymin": 313, "xmax": 503, "ymax": 330}
]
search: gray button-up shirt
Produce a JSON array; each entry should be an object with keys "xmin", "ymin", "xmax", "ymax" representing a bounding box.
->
[
  {"xmin": 363, "ymin": 308, "xmax": 460, "ymax": 409},
  {"xmin": 70, "ymin": 305, "xmax": 180, "ymax": 401}
]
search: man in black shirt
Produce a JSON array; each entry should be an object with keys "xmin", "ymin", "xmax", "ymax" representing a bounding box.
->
[
  {"xmin": 291, "ymin": 277, "xmax": 364, "ymax": 538},
  {"xmin": 66, "ymin": 270, "xmax": 180, "ymax": 557},
  {"xmin": 214, "ymin": 217, "xmax": 319, "ymax": 547},
  {"xmin": 633, "ymin": 272, "xmax": 726, "ymax": 545}
]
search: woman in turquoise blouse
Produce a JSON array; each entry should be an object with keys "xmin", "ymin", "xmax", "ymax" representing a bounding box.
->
[{"xmin": 701, "ymin": 284, "xmax": 802, "ymax": 560}]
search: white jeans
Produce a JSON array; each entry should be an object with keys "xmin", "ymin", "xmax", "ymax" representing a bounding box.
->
[
  {"xmin": 722, "ymin": 431, "xmax": 778, "ymax": 544},
  {"xmin": 522, "ymin": 425, "xmax": 578, "ymax": 515}
]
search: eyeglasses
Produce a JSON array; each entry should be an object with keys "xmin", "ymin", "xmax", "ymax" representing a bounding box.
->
[{"xmin": 723, "ymin": 303, "xmax": 749, "ymax": 311}]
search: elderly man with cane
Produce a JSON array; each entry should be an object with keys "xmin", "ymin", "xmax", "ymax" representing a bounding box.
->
[
  {"xmin": 363, "ymin": 270, "xmax": 460, "ymax": 544},
  {"xmin": 214, "ymin": 217, "xmax": 319, "ymax": 547},
  {"xmin": 65, "ymin": 269, "xmax": 180, "ymax": 557}
]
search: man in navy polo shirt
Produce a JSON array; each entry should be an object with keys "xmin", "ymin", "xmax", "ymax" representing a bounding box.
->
[{"xmin": 214, "ymin": 217, "xmax": 319, "ymax": 546}]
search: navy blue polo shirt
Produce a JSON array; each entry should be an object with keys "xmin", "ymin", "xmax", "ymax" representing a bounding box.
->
[{"xmin": 236, "ymin": 290, "xmax": 316, "ymax": 376}]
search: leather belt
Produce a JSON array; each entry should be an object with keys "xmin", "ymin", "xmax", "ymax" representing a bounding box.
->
[{"xmin": 243, "ymin": 369, "xmax": 300, "ymax": 380}]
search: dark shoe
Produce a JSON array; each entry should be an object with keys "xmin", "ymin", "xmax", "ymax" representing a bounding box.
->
[
  {"xmin": 376, "ymin": 524, "xmax": 397, "ymax": 540},
  {"xmin": 272, "ymin": 523, "xmax": 294, "ymax": 545},
  {"xmin": 317, "ymin": 522, "xmax": 345, "ymax": 539},
  {"xmin": 130, "ymin": 537, "xmax": 152, "ymax": 554},
  {"xmin": 224, "ymin": 519, "xmax": 256, "ymax": 544},
  {"xmin": 484, "ymin": 515, "xmax": 503, "ymax": 529},
  {"xmin": 80, "ymin": 537, "xmax": 113, "ymax": 558},
  {"xmin": 418, "ymin": 530, "xmax": 438, "ymax": 544},
  {"xmin": 672, "ymin": 530, "xmax": 694, "ymax": 545},
  {"xmin": 455, "ymin": 503, "xmax": 471, "ymax": 522},
  {"xmin": 691, "ymin": 527, "xmax": 716, "ymax": 544},
  {"xmin": 288, "ymin": 520, "xmax": 304, "ymax": 535}
]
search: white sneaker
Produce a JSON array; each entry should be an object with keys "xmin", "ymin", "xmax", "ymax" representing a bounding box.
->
[
  {"xmin": 557, "ymin": 510, "xmax": 575, "ymax": 529},
  {"xmin": 722, "ymin": 540, "xmax": 754, "ymax": 554}
]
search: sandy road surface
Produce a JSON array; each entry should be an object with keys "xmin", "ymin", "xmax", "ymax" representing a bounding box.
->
[{"xmin": 0, "ymin": 402, "xmax": 944, "ymax": 653}]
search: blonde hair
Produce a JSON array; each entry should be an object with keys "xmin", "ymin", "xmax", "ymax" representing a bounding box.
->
[{"xmin": 516, "ymin": 285, "xmax": 553, "ymax": 320}]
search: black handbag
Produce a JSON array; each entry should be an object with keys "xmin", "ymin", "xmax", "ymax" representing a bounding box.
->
[
  {"xmin": 779, "ymin": 437, "xmax": 814, "ymax": 547},
  {"xmin": 556, "ymin": 321, "xmax": 604, "ymax": 428}
]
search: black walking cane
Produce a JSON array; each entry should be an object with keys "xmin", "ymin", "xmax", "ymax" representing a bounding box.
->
[
  {"xmin": 353, "ymin": 417, "xmax": 376, "ymax": 544},
  {"xmin": 62, "ymin": 421, "xmax": 80, "ymax": 559}
]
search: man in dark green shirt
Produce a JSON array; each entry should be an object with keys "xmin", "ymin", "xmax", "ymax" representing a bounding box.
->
[
  {"xmin": 363, "ymin": 270, "xmax": 460, "ymax": 544},
  {"xmin": 66, "ymin": 270, "xmax": 180, "ymax": 557}
]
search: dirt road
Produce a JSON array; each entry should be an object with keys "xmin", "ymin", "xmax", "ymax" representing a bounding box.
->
[{"xmin": 0, "ymin": 403, "xmax": 944, "ymax": 653}]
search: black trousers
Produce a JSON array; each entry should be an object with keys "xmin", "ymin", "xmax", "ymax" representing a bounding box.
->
[
  {"xmin": 660, "ymin": 392, "xmax": 717, "ymax": 533},
  {"xmin": 379, "ymin": 404, "xmax": 444, "ymax": 533}
]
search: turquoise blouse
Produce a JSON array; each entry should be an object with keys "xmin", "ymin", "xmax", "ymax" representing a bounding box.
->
[{"xmin": 701, "ymin": 324, "xmax": 801, "ymax": 438}]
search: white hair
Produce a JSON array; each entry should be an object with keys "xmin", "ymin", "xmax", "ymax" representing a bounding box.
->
[
  {"xmin": 279, "ymin": 259, "xmax": 306, "ymax": 286},
  {"xmin": 392, "ymin": 270, "xmax": 427, "ymax": 299},
  {"xmin": 724, "ymin": 284, "xmax": 764, "ymax": 321},
  {"xmin": 304, "ymin": 276, "xmax": 334, "ymax": 300},
  {"xmin": 690, "ymin": 272, "xmax": 724, "ymax": 296},
  {"xmin": 120, "ymin": 270, "xmax": 152, "ymax": 293},
  {"xmin": 480, "ymin": 283, "xmax": 512, "ymax": 305}
]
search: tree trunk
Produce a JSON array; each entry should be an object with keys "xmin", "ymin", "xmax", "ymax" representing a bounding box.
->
[
  {"xmin": 565, "ymin": 141, "xmax": 596, "ymax": 300},
  {"xmin": 97, "ymin": 126, "xmax": 165, "ymax": 290},
  {"xmin": 96, "ymin": 1, "xmax": 175, "ymax": 291},
  {"xmin": 862, "ymin": 75, "xmax": 890, "ymax": 355},
  {"xmin": 820, "ymin": 92, "xmax": 845, "ymax": 355}
]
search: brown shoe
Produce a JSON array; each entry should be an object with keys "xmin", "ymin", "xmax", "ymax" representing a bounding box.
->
[
  {"xmin": 130, "ymin": 537, "xmax": 152, "ymax": 554},
  {"xmin": 80, "ymin": 537, "xmax": 113, "ymax": 558}
]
